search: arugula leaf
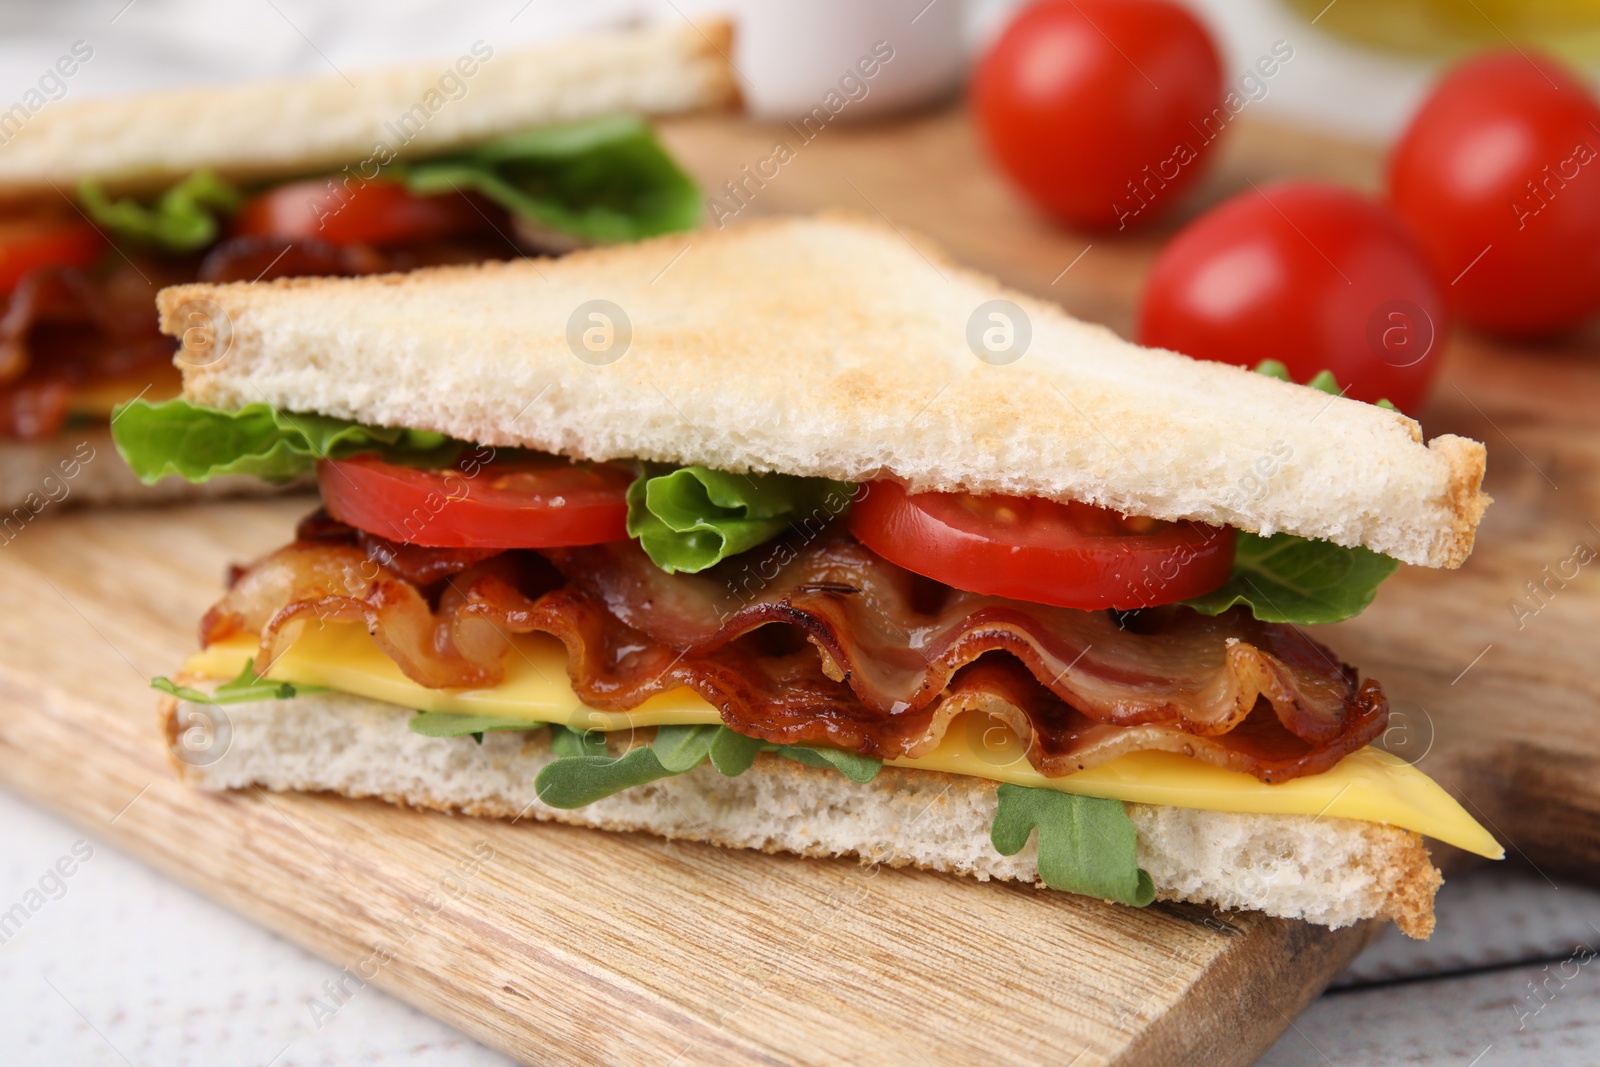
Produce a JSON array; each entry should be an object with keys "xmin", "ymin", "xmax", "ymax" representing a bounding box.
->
[
  {"xmin": 548, "ymin": 723, "xmax": 609, "ymax": 758},
  {"xmin": 535, "ymin": 747, "xmax": 678, "ymax": 808},
  {"xmin": 111, "ymin": 398, "xmax": 463, "ymax": 484},
  {"xmin": 530, "ymin": 722, "xmax": 880, "ymax": 808},
  {"xmin": 534, "ymin": 725, "xmax": 719, "ymax": 808},
  {"xmin": 626, "ymin": 465, "xmax": 856, "ymax": 573},
  {"xmin": 650, "ymin": 724, "xmax": 722, "ymax": 772},
  {"xmin": 708, "ymin": 726, "xmax": 766, "ymax": 776},
  {"xmin": 151, "ymin": 658, "xmax": 321, "ymax": 704},
  {"xmin": 409, "ymin": 712, "xmax": 548, "ymax": 738},
  {"xmin": 79, "ymin": 170, "xmax": 241, "ymax": 252},
  {"xmin": 403, "ymin": 115, "xmax": 700, "ymax": 242},
  {"xmin": 990, "ymin": 784, "xmax": 1154, "ymax": 906},
  {"xmin": 776, "ymin": 745, "xmax": 882, "ymax": 783},
  {"xmin": 1182, "ymin": 531, "xmax": 1399, "ymax": 624},
  {"xmin": 1179, "ymin": 362, "xmax": 1403, "ymax": 624}
]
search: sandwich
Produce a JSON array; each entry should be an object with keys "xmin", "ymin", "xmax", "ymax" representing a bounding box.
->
[
  {"xmin": 114, "ymin": 215, "xmax": 1500, "ymax": 939},
  {"xmin": 0, "ymin": 21, "xmax": 733, "ymax": 517}
]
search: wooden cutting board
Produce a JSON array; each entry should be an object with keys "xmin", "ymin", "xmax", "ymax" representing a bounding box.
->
[
  {"xmin": 0, "ymin": 500, "xmax": 1369, "ymax": 1067},
  {"xmin": 0, "ymin": 108, "xmax": 1591, "ymax": 1066}
]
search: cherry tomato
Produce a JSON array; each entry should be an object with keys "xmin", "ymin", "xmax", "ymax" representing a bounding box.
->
[
  {"xmin": 972, "ymin": 0, "xmax": 1225, "ymax": 230},
  {"xmin": 1136, "ymin": 182, "xmax": 1447, "ymax": 412},
  {"xmin": 848, "ymin": 481, "xmax": 1234, "ymax": 610},
  {"xmin": 234, "ymin": 178, "xmax": 491, "ymax": 247},
  {"xmin": 318, "ymin": 452, "xmax": 634, "ymax": 549},
  {"xmin": 1388, "ymin": 50, "xmax": 1600, "ymax": 336},
  {"xmin": 0, "ymin": 218, "xmax": 102, "ymax": 293}
]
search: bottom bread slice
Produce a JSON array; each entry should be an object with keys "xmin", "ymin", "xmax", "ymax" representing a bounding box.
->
[{"xmin": 164, "ymin": 688, "xmax": 1441, "ymax": 938}]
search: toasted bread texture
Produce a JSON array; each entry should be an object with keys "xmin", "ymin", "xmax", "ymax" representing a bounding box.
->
[
  {"xmin": 162, "ymin": 688, "xmax": 1440, "ymax": 938},
  {"xmin": 161, "ymin": 215, "xmax": 1488, "ymax": 568},
  {"xmin": 0, "ymin": 426, "xmax": 294, "ymax": 514},
  {"xmin": 0, "ymin": 21, "xmax": 736, "ymax": 201}
]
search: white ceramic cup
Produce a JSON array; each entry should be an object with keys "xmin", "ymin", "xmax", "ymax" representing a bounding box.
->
[{"xmin": 722, "ymin": 0, "xmax": 968, "ymax": 120}]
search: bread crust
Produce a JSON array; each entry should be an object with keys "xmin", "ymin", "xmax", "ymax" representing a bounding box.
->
[
  {"xmin": 158, "ymin": 685, "xmax": 1440, "ymax": 937},
  {"xmin": 0, "ymin": 21, "xmax": 736, "ymax": 202},
  {"xmin": 161, "ymin": 215, "xmax": 1489, "ymax": 568}
]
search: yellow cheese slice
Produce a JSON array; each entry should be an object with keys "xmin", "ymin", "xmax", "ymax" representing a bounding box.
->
[
  {"xmin": 188, "ymin": 624, "xmax": 726, "ymax": 730},
  {"xmin": 186, "ymin": 623, "xmax": 1502, "ymax": 859}
]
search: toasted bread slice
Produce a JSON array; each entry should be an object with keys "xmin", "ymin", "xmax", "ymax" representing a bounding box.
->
[
  {"xmin": 0, "ymin": 21, "xmax": 736, "ymax": 201},
  {"xmin": 161, "ymin": 688, "xmax": 1440, "ymax": 938},
  {"xmin": 160, "ymin": 214, "xmax": 1488, "ymax": 567}
]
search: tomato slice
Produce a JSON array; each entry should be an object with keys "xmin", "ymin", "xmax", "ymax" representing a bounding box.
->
[
  {"xmin": 318, "ymin": 452, "xmax": 634, "ymax": 549},
  {"xmin": 849, "ymin": 481, "xmax": 1235, "ymax": 610},
  {"xmin": 0, "ymin": 218, "xmax": 103, "ymax": 293},
  {"xmin": 233, "ymin": 178, "xmax": 491, "ymax": 247}
]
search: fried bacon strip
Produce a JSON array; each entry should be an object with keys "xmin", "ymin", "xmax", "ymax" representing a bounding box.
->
[
  {"xmin": 0, "ymin": 258, "xmax": 184, "ymax": 440},
  {"xmin": 202, "ymin": 515, "xmax": 1387, "ymax": 782}
]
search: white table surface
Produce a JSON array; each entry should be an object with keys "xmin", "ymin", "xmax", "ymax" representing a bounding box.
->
[{"xmin": 3, "ymin": 2, "xmax": 1596, "ymax": 1064}]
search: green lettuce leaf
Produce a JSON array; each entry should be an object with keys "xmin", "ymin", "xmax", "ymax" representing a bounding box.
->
[
  {"xmin": 1181, "ymin": 531, "xmax": 1399, "ymax": 624},
  {"xmin": 626, "ymin": 465, "xmax": 856, "ymax": 573},
  {"xmin": 990, "ymin": 784, "xmax": 1154, "ymax": 906},
  {"xmin": 79, "ymin": 170, "xmax": 241, "ymax": 252},
  {"xmin": 151, "ymin": 658, "xmax": 323, "ymax": 704},
  {"xmin": 403, "ymin": 115, "xmax": 700, "ymax": 242},
  {"xmin": 111, "ymin": 398, "xmax": 463, "ymax": 484}
]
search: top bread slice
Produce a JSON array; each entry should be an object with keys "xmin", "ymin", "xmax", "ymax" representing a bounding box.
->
[
  {"xmin": 158, "ymin": 214, "xmax": 1489, "ymax": 569},
  {"xmin": 0, "ymin": 21, "xmax": 736, "ymax": 202}
]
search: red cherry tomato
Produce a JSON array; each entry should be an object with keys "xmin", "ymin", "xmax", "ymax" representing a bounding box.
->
[
  {"xmin": 972, "ymin": 0, "xmax": 1224, "ymax": 230},
  {"xmin": 1389, "ymin": 51, "xmax": 1600, "ymax": 337},
  {"xmin": 0, "ymin": 218, "xmax": 102, "ymax": 293},
  {"xmin": 1136, "ymin": 182, "xmax": 1448, "ymax": 412},
  {"xmin": 234, "ymin": 178, "xmax": 491, "ymax": 247},
  {"xmin": 318, "ymin": 452, "xmax": 634, "ymax": 549},
  {"xmin": 848, "ymin": 481, "xmax": 1234, "ymax": 610}
]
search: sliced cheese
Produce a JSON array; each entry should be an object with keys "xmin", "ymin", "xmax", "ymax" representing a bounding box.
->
[
  {"xmin": 890, "ymin": 729, "xmax": 1503, "ymax": 859},
  {"xmin": 188, "ymin": 625, "xmax": 722, "ymax": 730},
  {"xmin": 187, "ymin": 623, "xmax": 1502, "ymax": 859}
]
